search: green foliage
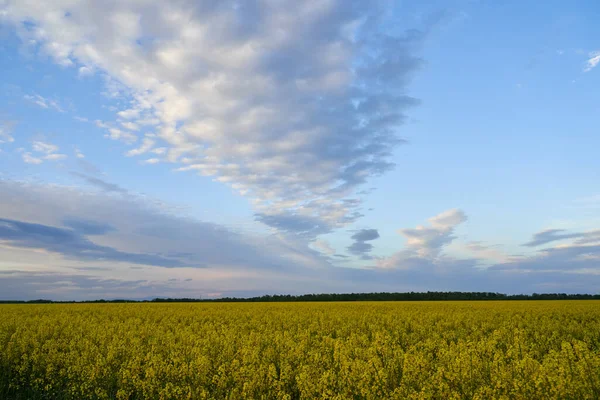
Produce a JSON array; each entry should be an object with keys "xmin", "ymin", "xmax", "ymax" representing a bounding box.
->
[{"xmin": 1, "ymin": 301, "xmax": 599, "ymax": 399}]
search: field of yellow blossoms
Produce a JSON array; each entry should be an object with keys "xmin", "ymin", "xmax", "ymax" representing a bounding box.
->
[{"xmin": 1, "ymin": 301, "xmax": 599, "ymax": 399}]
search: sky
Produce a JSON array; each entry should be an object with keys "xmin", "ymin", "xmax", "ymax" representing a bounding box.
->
[{"xmin": 0, "ymin": 0, "xmax": 599, "ymax": 300}]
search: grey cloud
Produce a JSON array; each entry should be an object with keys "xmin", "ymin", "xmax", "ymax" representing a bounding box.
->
[
  {"xmin": 351, "ymin": 229, "xmax": 380, "ymax": 242},
  {"xmin": 70, "ymin": 172, "xmax": 128, "ymax": 193},
  {"xmin": 255, "ymin": 212, "xmax": 332, "ymax": 238},
  {"xmin": 466, "ymin": 241, "xmax": 495, "ymax": 252},
  {"xmin": 337, "ymin": 263, "xmax": 600, "ymax": 295},
  {"xmin": 348, "ymin": 241, "xmax": 373, "ymax": 254},
  {"xmin": 347, "ymin": 228, "xmax": 380, "ymax": 257},
  {"xmin": 493, "ymin": 244, "xmax": 600, "ymax": 271},
  {"xmin": 0, "ymin": 271, "xmax": 179, "ymax": 301},
  {"xmin": 523, "ymin": 229, "xmax": 585, "ymax": 247},
  {"xmin": 62, "ymin": 217, "xmax": 116, "ymax": 235},
  {"xmin": 0, "ymin": 179, "xmax": 332, "ymax": 273},
  {"xmin": 5, "ymin": 259, "xmax": 600, "ymax": 301},
  {"xmin": 523, "ymin": 229, "xmax": 600, "ymax": 247},
  {"xmin": 0, "ymin": 269, "xmax": 322, "ymax": 301},
  {"xmin": 0, "ymin": 217, "xmax": 190, "ymax": 268},
  {"xmin": 574, "ymin": 230, "xmax": 600, "ymax": 245},
  {"xmin": 347, "ymin": 242, "xmax": 374, "ymax": 260},
  {"xmin": 76, "ymin": 159, "xmax": 102, "ymax": 175}
]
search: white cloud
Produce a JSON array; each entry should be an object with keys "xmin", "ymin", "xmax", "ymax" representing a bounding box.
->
[
  {"xmin": 120, "ymin": 121, "xmax": 140, "ymax": 131},
  {"xmin": 1, "ymin": 0, "xmax": 426, "ymax": 236},
  {"xmin": 78, "ymin": 66, "xmax": 93, "ymax": 77},
  {"xmin": 584, "ymin": 51, "xmax": 600, "ymax": 72},
  {"xmin": 311, "ymin": 239, "xmax": 336, "ymax": 255},
  {"xmin": 126, "ymin": 137, "xmax": 155, "ymax": 156},
  {"xmin": 74, "ymin": 147, "xmax": 85, "ymax": 158},
  {"xmin": 400, "ymin": 209, "xmax": 467, "ymax": 259},
  {"xmin": 105, "ymin": 128, "xmax": 137, "ymax": 144},
  {"xmin": 94, "ymin": 120, "xmax": 110, "ymax": 129},
  {"xmin": 22, "ymin": 152, "xmax": 43, "ymax": 164},
  {"xmin": 44, "ymin": 153, "xmax": 67, "ymax": 161},
  {"xmin": 429, "ymin": 209, "xmax": 468, "ymax": 230},
  {"xmin": 94, "ymin": 120, "xmax": 137, "ymax": 143},
  {"xmin": 377, "ymin": 209, "xmax": 467, "ymax": 268},
  {"xmin": 463, "ymin": 241, "xmax": 508, "ymax": 263},
  {"xmin": 23, "ymin": 140, "xmax": 68, "ymax": 163},
  {"xmin": 117, "ymin": 109, "xmax": 140, "ymax": 120},
  {"xmin": 142, "ymin": 158, "xmax": 161, "ymax": 164},
  {"xmin": 0, "ymin": 120, "xmax": 16, "ymax": 144},
  {"xmin": 32, "ymin": 141, "xmax": 59, "ymax": 154}
]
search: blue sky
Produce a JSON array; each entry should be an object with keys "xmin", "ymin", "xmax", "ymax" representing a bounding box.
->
[{"xmin": 0, "ymin": 0, "xmax": 599, "ymax": 300}]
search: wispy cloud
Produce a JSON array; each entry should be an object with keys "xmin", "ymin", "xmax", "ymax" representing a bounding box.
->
[
  {"xmin": 93, "ymin": 120, "xmax": 137, "ymax": 144},
  {"xmin": 70, "ymin": 172, "xmax": 128, "ymax": 193},
  {"xmin": 584, "ymin": 51, "xmax": 600, "ymax": 72},
  {"xmin": 74, "ymin": 147, "xmax": 85, "ymax": 159},
  {"xmin": 311, "ymin": 239, "xmax": 336, "ymax": 256},
  {"xmin": 523, "ymin": 229, "xmax": 585, "ymax": 247},
  {"xmin": 0, "ymin": 120, "xmax": 16, "ymax": 145},
  {"xmin": 32, "ymin": 141, "xmax": 59, "ymax": 154},
  {"xmin": 105, "ymin": 128, "xmax": 137, "ymax": 144},
  {"xmin": 21, "ymin": 140, "xmax": 67, "ymax": 164},
  {"xmin": 22, "ymin": 152, "xmax": 43, "ymax": 164},
  {"xmin": 463, "ymin": 241, "xmax": 508, "ymax": 263},
  {"xmin": 523, "ymin": 228, "xmax": 600, "ymax": 247},
  {"xmin": 44, "ymin": 153, "xmax": 68, "ymax": 161},
  {"xmin": 23, "ymin": 94, "xmax": 64, "ymax": 112}
]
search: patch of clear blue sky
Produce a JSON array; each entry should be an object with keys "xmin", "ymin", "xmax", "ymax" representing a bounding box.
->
[{"xmin": 358, "ymin": 0, "xmax": 600, "ymax": 256}]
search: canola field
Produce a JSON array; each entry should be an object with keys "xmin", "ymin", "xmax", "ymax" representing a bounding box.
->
[{"xmin": 1, "ymin": 301, "xmax": 599, "ymax": 400}]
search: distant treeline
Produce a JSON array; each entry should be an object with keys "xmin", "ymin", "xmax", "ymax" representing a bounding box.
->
[{"xmin": 2, "ymin": 291, "xmax": 600, "ymax": 304}]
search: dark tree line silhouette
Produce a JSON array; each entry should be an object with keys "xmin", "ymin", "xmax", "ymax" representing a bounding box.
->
[{"xmin": 2, "ymin": 291, "xmax": 600, "ymax": 303}]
